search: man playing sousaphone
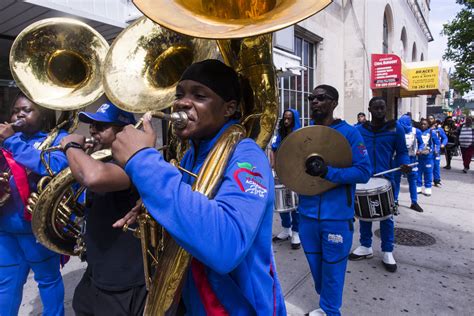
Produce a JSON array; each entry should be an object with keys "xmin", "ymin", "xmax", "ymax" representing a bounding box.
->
[
  {"xmin": 112, "ymin": 59, "xmax": 286, "ymax": 315},
  {"xmin": 58, "ymin": 101, "xmax": 147, "ymax": 315}
]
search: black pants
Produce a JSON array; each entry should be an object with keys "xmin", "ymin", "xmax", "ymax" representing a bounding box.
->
[{"xmin": 73, "ymin": 270, "xmax": 147, "ymax": 316}]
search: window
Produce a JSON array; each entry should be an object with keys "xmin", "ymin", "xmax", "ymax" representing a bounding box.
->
[{"xmin": 278, "ymin": 36, "xmax": 317, "ymax": 127}]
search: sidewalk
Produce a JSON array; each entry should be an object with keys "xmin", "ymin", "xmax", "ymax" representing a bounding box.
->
[
  {"xmin": 275, "ymin": 156, "xmax": 474, "ymax": 315},
  {"xmin": 19, "ymin": 156, "xmax": 473, "ymax": 315}
]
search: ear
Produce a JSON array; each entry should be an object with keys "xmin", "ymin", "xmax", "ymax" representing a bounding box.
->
[{"xmin": 223, "ymin": 100, "xmax": 238, "ymax": 118}]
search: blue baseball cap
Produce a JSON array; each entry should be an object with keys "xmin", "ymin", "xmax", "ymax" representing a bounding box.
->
[{"xmin": 78, "ymin": 101, "xmax": 136, "ymax": 126}]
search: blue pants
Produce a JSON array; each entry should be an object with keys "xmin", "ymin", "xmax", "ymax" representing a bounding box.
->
[
  {"xmin": 359, "ymin": 216, "xmax": 394, "ymax": 252},
  {"xmin": 299, "ymin": 215, "xmax": 353, "ymax": 316},
  {"xmin": 279, "ymin": 210, "xmax": 299, "ymax": 232},
  {"xmin": 417, "ymin": 156, "xmax": 433, "ymax": 188},
  {"xmin": 393, "ymin": 156, "xmax": 418, "ymax": 203},
  {"xmin": 433, "ymin": 154, "xmax": 441, "ymax": 182},
  {"xmin": 0, "ymin": 232, "xmax": 64, "ymax": 316}
]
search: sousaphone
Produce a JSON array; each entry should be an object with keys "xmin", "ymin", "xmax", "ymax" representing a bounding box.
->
[{"xmin": 111, "ymin": 1, "xmax": 333, "ymax": 315}]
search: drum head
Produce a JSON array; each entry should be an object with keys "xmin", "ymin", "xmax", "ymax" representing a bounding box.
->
[{"xmin": 356, "ymin": 177, "xmax": 391, "ymax": 191}]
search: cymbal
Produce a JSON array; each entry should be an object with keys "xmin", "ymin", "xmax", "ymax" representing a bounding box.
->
[{"xmin": 275, "ymin": 125, "xmax": 352, "ymax": 195}]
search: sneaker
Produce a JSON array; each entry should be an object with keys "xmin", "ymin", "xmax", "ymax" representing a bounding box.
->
[
  {"xmin": 393, "ymin": 201, "xmax": 400, "ymax": 216},
  {"xmin": 272, "ymin": 227, "xmax": 291, "ymax": 241},
  {"xmin": 349, "ymin": 246, "xmax": 373, "ymax": 261},
  {"xmin": 463, "ymin": 168, "xmax": 468, "ymax": 173},
  {"xmin": 382, "ymin": 252, "xmax": 397, "ymax": 272},
  {"xmin": 305, "ymin": 308, "xmax": 326, "ymax": 316},
  {"xmin": 443, "ymin": 165, "xmax": 451, "ymax": 170},
  {"xmin": 410, "ymin": 203, "xmax": 424, "ymax": 213},
  {"xmin": 291, "ymin": 232, "xmax": 301, "ymax": 249},
  {"xmin": 416, "ymin": 187, "xmax": 422, "ymax": 194},
  {"xmin": 424, "ymin": 188, "xmax": 432, "ymax": 196},
  {"xmin": 433, "ymin": 180, "xmax": 441, "ymax": 187}
]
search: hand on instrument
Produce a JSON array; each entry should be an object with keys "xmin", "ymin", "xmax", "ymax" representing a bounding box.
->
[
  {"xmin": 400, "ymin": 164, "xmax": 412, "ymax": 173},
  {"xmin": 0, "ymin": 123, "xmax": 15, "ymax": 144},
  {"xmin": 112, "ymin": 114, "xmax": 156, "ymax": 167},
  {"xmin": 60, "ymin": 134, "xmax": 86, "ymax": 149},
  {"xmin": 112, "ymin": 198, "xmax": 143, "ymax": 229},
  {"xmin": 305, "ymin": 155, "xmax": 328, "ymax": 178}
]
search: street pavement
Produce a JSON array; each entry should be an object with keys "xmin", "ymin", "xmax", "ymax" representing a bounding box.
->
[{"xmin": 19, "ymin": 156, "xmax": 473, "ymax": 315}]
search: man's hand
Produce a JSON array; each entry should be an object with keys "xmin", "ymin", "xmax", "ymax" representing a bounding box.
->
[
  {"xmin": 60, "ymin": 134, "xmax": 86, "ymax": 149},
  {"xmin": 112, "ymin": 114, "xmax": 156, "ymax": 167},
  {"xmin": 112, "ymin": 199, "xmax": 143, "ymax": 229},
  {"xmin": 400, "ymin": 164, "xmax": 412, "ymax": 173},
  {"xmin": 305, "ymin": 155, "xmax": 328, "ymax": 178},
  {"xmin": 0, "ymin": 123, "xmax": 15, "ymax": 144}
]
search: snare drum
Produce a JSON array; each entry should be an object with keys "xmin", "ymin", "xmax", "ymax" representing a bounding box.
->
[
  {"xmin": 274, "ymin": 184, "xmax": 298, "ymax": 213},
  {"xmin": 355, "ymin": 177, "xmax": 394, "ymax": 221}
]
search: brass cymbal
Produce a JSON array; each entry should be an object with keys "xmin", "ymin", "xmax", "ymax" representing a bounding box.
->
[
  {"xmin": 275, "ymin": 125, "xmax": 352, "ymax": 196},
  {"xmin": 132, "ymin": 0, "xmax": 332, "ymax": 39}
]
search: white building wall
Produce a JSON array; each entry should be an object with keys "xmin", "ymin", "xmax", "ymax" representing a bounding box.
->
[{"xmin": 297, "ymin": 0, "xmax": 345, "ymax": 119}]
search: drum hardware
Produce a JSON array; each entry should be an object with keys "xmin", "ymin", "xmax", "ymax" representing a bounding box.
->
[
  {"xmin": 274, "ymin": 125, "xmax": 352, "ymax": 196},
  {"xmin": 372, "ymin": 162, "xmax": 419, "ymax": 177},
  {"xmin": 274, "ymin": 184, "xmax": 298, "ymax": 213}
]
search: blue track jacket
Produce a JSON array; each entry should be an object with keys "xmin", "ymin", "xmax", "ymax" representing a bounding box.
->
[
  {"xmin": 0, "ymin": 131, "xmax": 69, "ymax": 233},
  {"xmin": 357, "ymin": 121, "xmax": 410, "ymax": 179},
  {"xmin": 298, "ymin": 120, "xmax": 372, "ymax": 220},
  {"xmin": 271, "ymin": 108, "xmax": 301, "ymax": 152},
  {"xmin": 398, "ymin": 115, "xmax": 423, "ymax": 156},
  {"xmin": 420, "ymin": 128, "xmax": 440, "ymax": 159},
  {"xmin": 124, "ymin": 120, "xmax": 285, "ymax": 315},
  {"xmin": 433, "ymin": 127, "xmax": 448, "ymax": 154}
]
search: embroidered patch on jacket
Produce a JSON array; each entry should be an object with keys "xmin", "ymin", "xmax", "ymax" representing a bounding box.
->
[
  {"xmin": 328, "ymin": 233, "xmax": 343, "ymax": 244},
  {"xmin": 233, "ymin": 162, "xmax": 268, "ymax": 197},
  {"xmin": 357, "ymin": 143, "xmax": 368, "ymax": 156}
]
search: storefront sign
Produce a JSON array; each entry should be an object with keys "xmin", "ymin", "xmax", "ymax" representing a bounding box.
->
[
  {"xmin": 406, "ymin": 62, "xmax": 440, "ymax": 91},
  {"xmin": 371, "ymin": 54, "xmax": 402, "ymax": 89}
]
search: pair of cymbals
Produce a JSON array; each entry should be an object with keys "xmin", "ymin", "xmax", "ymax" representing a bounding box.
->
[{"xmin": 275, "ymin": 126, "xmax": 352, "ymax": 195}]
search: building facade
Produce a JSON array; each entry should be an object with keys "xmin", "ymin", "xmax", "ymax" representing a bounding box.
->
[{"xmin": 273, "ymin": 0, "xmax": 434, "ymax": 126}]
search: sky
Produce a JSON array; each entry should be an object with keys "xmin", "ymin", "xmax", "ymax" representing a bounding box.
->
[{"xmin": 428, "ymin": 0, "xmax": 464, "ymax": 71}]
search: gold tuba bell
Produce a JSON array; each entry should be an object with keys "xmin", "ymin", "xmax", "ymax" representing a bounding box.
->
[{"xmin": 8, "ymin": 17, "xmax": 110, "ymax": 256}]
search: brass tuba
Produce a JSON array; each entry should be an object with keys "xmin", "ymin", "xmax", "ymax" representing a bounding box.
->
[
  {"xmin": 112, "ymin": 1, "xmax": 332, "ymax": 314},
  {"xmin": 8, "ymin": 17, "xmax": 110, "ymax": 255}
]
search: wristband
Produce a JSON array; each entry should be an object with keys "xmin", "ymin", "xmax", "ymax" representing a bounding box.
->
[{"xmin": 63, "ymin": 141, "xmax": 84, "ymax": 153}]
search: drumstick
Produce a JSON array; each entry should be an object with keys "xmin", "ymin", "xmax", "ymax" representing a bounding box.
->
[{"xmin": 373, "ymin": 162, "xmax": 418, "ymax": 177}]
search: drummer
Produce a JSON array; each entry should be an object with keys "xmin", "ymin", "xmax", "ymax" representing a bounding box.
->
[
  {"xmin": 270, "ymin": 108, "xmax": 301, "ymax": 249},
  {"xmin": 299, "ymin": 84, "xmax": 371, "ymax": 316},
  {"xmin": 350, "ymin": 97, "xmax": 411, "ymax": 273}
]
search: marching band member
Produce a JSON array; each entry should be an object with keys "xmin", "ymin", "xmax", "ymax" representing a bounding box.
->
[
  {"xmin": 59, "ymin": 102, "xmax": 147, "ymax": 316},
  {"xmin": 417, "ymin": 118, "xmax": 440, "ymax": 196},
  {"xmin": 350, "ymin": 97, "xmax": 411, "ymax": 273},
  {"xmin": 393, "ymin": 114, "xmax": 424, "ymax": 212},
  {"xmin": 0, "ymin": 92, "xmax": 67, "ymax": 316},
  {"xmin": 112, "ymin": 59, "xmax": 285, "ymax": 315},
  {"xmin": 301, "ymin": 84, "xmax": 371, "ymax": 316},
  {"xmin": 428, "ymin": 116, "xmax": 448, "ymax": 186},
  {"xmin": 271, "ymin": 108, "xmax": 301, "ymax": 249}
]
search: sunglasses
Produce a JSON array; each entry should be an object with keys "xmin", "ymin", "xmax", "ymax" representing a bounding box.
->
[
  {"xmin": 307, "ymin": 94, "xmax": 334, "ymax": 102},
  {"xmin": 91, "ymin": 122, "xmax": 114, "ymax": 132}
]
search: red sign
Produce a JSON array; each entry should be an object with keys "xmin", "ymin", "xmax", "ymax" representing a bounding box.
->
[{"xmin": 371, "ymin": 54, "xmax": 402, "ymax": 89}]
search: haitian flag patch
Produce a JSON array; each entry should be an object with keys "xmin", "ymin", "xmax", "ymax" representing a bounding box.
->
[{"xmin": 233, "ymin": 162, "xmax": 268, "ymax": 197}]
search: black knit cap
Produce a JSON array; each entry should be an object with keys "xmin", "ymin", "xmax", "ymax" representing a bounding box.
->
[{"xmin": 179, "ymin": 59, "xmax": 241, "ymax": 102}]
